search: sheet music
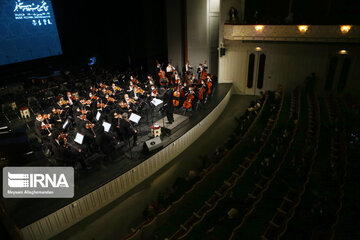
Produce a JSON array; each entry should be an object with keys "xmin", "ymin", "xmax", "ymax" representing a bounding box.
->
[
  {"xmin": 129, "ymin": 113, "xmax": 141, "ymax": 124},
  {"xmin": 74, "ymin": 133, "xmax": 84, "ymax": 145},
  {"xmin": 102, "ymin": 121, "xmax": 111, "ymax": 132},
  {"xmin": 62, "ymin": 119, "xmax": 69, "ymax": 129},
  {"xmin": 96, "ymin": 111, "xmax": 101, "ymax": 121},
  {"xmin": 151, "ymin": 98, "xmax": 163, "ymax": 106}
]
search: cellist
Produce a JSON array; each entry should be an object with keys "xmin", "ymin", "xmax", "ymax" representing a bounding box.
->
[
  {"xmin": 182, "ymin": 88, "xmax": 195, "ymax": 110},
  {"xmin": 173, "ymin": 85, "xmax": 181, "ymax": 108},
  {"xmin": 158, "ymin": 68, "xmax": 169, "ymax": 86}
]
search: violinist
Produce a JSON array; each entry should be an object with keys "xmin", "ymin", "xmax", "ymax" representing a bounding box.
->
[
  {"xmin": 34, "ymin": 114, "xmax": 51, "ymax": 139},
  {"xmin": 119, "ymin": 113, "xmax": 138, "ymax": 146},
  {"xmin": 150, "ymin": 85, "xmax": 158, "ymax": 98},
  {"xmin": 166, "ymin": 63, "xmax": 175, "ymax": 80},
  {"xmin": 184, "ymin": 61, "xmax": 193, "ymax": 75}
]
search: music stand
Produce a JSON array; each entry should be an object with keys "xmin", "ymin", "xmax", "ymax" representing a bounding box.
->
[
  {"xmin": 62, "ymin": 119, "xmax": 69, "ymax": 129},
  {"xmin": 102, "ymin": 121, "xmax": 111, "ymax": 133},
  {"xmin": 129, "ymin": 113, "xmax": 141, "ymax": 124},
  {"xmin": 96, "ymin": 111, "xmax": 101, "ymax": 121}
]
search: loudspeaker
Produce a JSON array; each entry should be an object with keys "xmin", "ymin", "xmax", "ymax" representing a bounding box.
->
[
  {"xmin": 220, "ymin": 47, "xmax": 226, "ymax": 57},
  {"xmin": 144, "ymin": 137, "xmax": 163, "ymax": 151}
]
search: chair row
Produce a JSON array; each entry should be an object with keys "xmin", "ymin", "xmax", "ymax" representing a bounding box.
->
[
  {"xmin": 121, "ymin": 94, "xmax": 271, "ymax": 240},
  {"xmin": 261, "ymin": 93, "xmax": 320, "ymax": 240},
  {"xmin": 326, "ymin": 95, "xmax": 348, "ymax": 240},
  {"xmin": 166, "ymin": 94, "xmax": 284, "ymax": 240},
  {"xmin": 229, "ymin": 89, "xmax": 301, "ymax": 240}
]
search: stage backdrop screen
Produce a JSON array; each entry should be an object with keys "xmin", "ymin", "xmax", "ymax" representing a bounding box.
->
[{"xmin": 0, "ymin": 0, "xmax": 62, "ymax": 66}]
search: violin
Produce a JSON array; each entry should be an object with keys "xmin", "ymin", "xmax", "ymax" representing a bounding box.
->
[
  {"xmin": 52, "ymin": 109, "xmax": 63, "ymax": 114},
  {"xmin": 42, "ymin": 114, "xmax": 51, "ymax": 119},
  {"xmin": 81, "ymin": 109, "xmax": 89, "ymax": 115},
  {"xmin": 99, "ymin": 83, "xmax": 108, "ymax": 89},
  {"xmin": 90, "ymin": 95, "xmax": 98, "ymax": 100},
  {"xmin": 107, "ymin": 97, "xmax": 115, "ymax": 102},
  {"xmin": 112, "ymin": 85, "xmax": 122, "ymax": 91},
  {"xmin": 127, "ymin": 98, "xmax": 136, "ymax": 104},
  {"xmin": 135, "ymin": 87, "xmax": 145, "ymax": 94},
  {"xmin": 58, "ymin": 99, "xmax": 69, "ymax": 106},
  {"xmin": 90, "ymin": 86, "xmax": 99, "ymax": 92},
  {"xmin": 119, "ymin": 101, "xmax": 129, "ymax": 108},
  {"xmin": 114, "ymin": 113, "xmax": 122, "ymax": 119},
  {"xmin": 103, "ymin": 89, "xmax": 113, "ymax": 95},
  {"xmin": 41, "ymin": 123, "xmax": 53, "ymax": 130},
  {"xmin": 78, "ymin": 114, "xmax": 87, "ymax": 121},
  {"xmin": 151, "ymin": 88, "xmax": 158, "ymax": 97},
  {"xmin": 97, "ymin": 102, "xmax": 107, "ymax": 109}
]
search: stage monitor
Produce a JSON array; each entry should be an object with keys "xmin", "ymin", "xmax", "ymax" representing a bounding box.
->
[{"xmin": 0, "ymin": 0, "xmax": 63, "ymax": 66}]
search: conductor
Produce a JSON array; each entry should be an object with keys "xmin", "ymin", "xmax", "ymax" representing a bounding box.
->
[{"xmin": 162, "ymin": 87, "xmax": 174, "ymax": 124}]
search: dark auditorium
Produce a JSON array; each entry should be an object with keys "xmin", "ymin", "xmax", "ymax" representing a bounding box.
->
[{"xmin": 0, "ymin": 0, "xmax": 359, "ymax": 240}]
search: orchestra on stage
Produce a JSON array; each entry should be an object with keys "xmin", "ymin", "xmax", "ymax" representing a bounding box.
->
[{"xmin": 31, "ymin": 60, "xmax": 215, "ymax": 169}]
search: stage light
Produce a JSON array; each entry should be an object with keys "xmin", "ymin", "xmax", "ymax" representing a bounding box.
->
[
  {"xmin": 298, "ymin": 25, "xmax": 309, "ymax": 33},
  {"xmin": 254, "ymin": 25, "xmax": 264, "ymax": 32},
  {"xmin": 340, "ymin": 25, "xmax": 351, "ymax": 34},
  {"xmin": 339, "ymin": 50, "xmax": 348, "ymax": 55},
  {"xmin": 255, "ymin": 47, "xmax": 262, "ymax": 51}
]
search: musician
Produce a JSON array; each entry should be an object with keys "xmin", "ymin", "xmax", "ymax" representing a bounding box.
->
[
  {"xmin": 184, "ymin": 61, "xmax": 192, "ymax": 75},
  {"xmin": 162, "ymin": 87, "xmax": 174, "ymax": 124},
  {"xmin": 119, "ymin": 113, "xmax": 138, "ymax": 146},
  {"xmin": 166, "ymin": 63, "xmax": 175, "ymax": 80},
  {"xmin": 34, "ymin": 114, "xmax": 50, "ymax": 139},
  {"xmin": 197, "ymin": 64, "xmax": 203, "ymax": 79}
]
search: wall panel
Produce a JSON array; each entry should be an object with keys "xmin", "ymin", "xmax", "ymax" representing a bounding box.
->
[{"xmin": 219, "ymin": 41, "xmax": 360, "ymax": 94}]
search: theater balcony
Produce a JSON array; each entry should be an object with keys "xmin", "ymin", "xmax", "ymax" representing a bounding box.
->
[{"xmin": 223, "ymin": 25, "xmax": 360, "ymax": 43}]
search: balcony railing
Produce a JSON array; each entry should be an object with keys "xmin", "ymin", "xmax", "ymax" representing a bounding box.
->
[{"xmin": 224, "ymin": 25, "xmax": 360, "ymax": 43}]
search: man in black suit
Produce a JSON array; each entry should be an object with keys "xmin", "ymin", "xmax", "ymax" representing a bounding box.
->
[
  {"xmin": 162, "ymin": 87, "xmax": 174, "ymax": 124},
  {"xmin": 119, "ymin": 113, "xmax": 137, "ymax": 146}
]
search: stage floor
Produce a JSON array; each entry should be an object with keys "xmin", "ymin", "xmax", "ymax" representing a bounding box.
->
[{"xmin": 2, "ymin": 83, "xmax": 232, "ymax": 228}]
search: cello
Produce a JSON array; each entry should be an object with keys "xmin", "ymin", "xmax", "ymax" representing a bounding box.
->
[
  {"xmin": 158, "ymin": 69, "xmax": 169, "ymax": 86},
  {"xmin": 173, "ymin": 86, "xmax": 181, "ymax": 107},
  {"xmin": 183, "ymin": 90, "xmax": 195, "ymax": 109}
]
